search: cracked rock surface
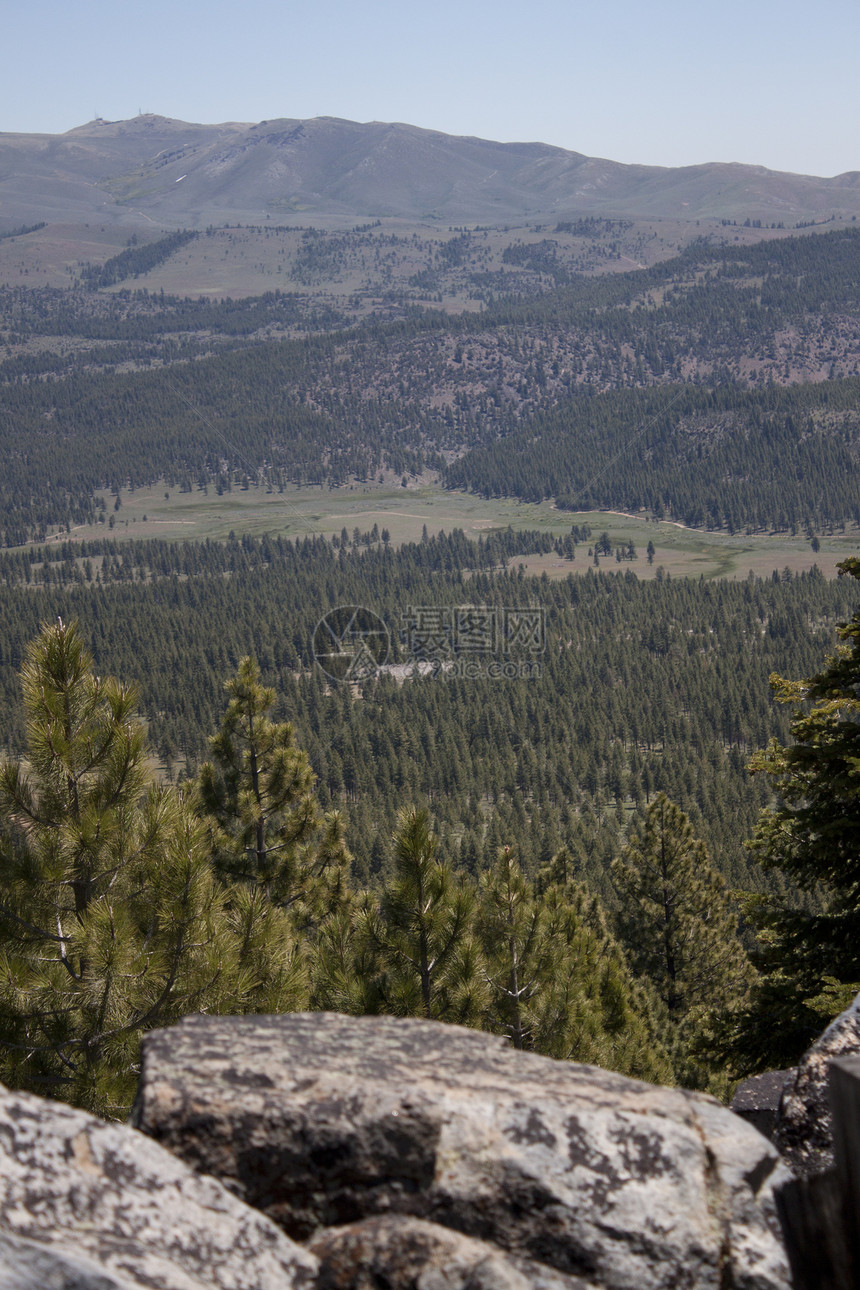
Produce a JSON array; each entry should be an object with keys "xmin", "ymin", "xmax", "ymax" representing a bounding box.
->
[
  {"xmin": 133, "ymin": 1013, "xmax": 791, "ymax": 1290},
  {"xmin": 0, "ymin": 1083, "xmax": 318, "ymax": 1290}
]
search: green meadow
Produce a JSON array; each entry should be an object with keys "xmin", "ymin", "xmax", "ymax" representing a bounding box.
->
[{"xmin": 40, "ymin": 481, "xmax": 857, "ymax": 580}]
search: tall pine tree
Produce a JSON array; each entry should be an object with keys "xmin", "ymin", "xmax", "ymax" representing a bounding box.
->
[
  {"xmin": 0, "ymin": 621, "xmax": 261, "ymax": 1114},
  {"xmin": 197, "ymin": 655, "xmax": 351, "ymax": 925},
  {"xmin": 612, "ymin": 794, "xmax": 751, "ymax": 1023},
  {"xmin": 476, "ymin": 846, "xmax": 561, "ymax": 1050},
  {"xmin": 360, "ymin": 807, "xmax": 482, "ymax": 1022}
]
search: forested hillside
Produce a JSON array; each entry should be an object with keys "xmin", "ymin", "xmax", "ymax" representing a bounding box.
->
[
  {"xmin": 447, "ymin": 379, "xmax": 860, "ymax": 529},
  {"xmin": 2, "ymin": 226, "xmax": 860, "ymax": 542}
]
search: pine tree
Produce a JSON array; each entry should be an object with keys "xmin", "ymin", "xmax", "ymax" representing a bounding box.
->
[
  {"xmin": 612, "ymin": 794, "xmax": 751, "ymax": 1022},
  {"xmin": 197, "ymin": 655, "xmax": 351, "ymax": 924},
  {"xmin": 360, "ymin": 807, "xmax": 481, "ymax": 1022},
  {"xmin": 476, "ymin": 846, "xmax": 560, "ymax": 1049},
  {"xmin": 715, "ymin": 557, "xmax": 860, "ymax": 1071},
  {"xmin": 0, "ymin": 621, "xmax": 252, "ymax": 1114},
  {"xmin": 472, "ymin": 845, "xmax": 675, "ymax": 1082},
  {"xmin": 308, "ymin": 895, "xmax": 383, "ymax": 1016},
  {"xmin": 529, "ymin": 852, "xmax": 676, "ymax": 1083}
]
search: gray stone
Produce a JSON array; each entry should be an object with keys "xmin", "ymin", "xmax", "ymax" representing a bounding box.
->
[
  {"xmin": 0, "ymin": 1229, "xmax": 140, "ymax": 1290},
  {"xmin": 776, "ymin": 990, "xmax": 860, "ymax": 1175},
  {"xmin": 731, "ymin": 1070, "xmax": 794, "ymax": 1143},
  {"xmin": 0, "ymin": 1082, "xmax": 318, "ymax": 1290},
  {"xmin": 133, "ymin": 1013, "xmax": 792, "ymax": 1290},
  {"xmin": 309, "ymin": 1214, "xmax": 600, "ymax": 1290}
]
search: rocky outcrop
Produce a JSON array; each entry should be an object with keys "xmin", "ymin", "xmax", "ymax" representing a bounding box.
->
[
  {"xmin": 776, "ymin": 991, "xmax": 860, "ymax": 1174},
  {"xmin": 309, "ymin": 1215, "xmax": 599, "ymax": 1290},
  {"xmin": 0, "ymin": 1083, "xmax": 318, "ymax": 1290},
  {"xmin": 132, "ymin": 1012, "xmax": 791, "ymax": 1290}
]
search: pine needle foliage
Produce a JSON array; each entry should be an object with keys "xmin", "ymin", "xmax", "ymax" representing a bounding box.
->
[
  {"xmin": 197, "ymin": 655, "xmax": 351, "ymax": 926},
  {"xmin": 612, "ymin": 793, "xmax": 752, "ymax": 1025},
  {"xmin": 478, "ymin": 847, "xmax": 676, "ymax": 1083},
  {"xmin": 476, "ymin": 846, "xmax": 554, "ymax": 1050},
  {"xmin": 713, "ymin": 557, "xmax": 860, "ymax": 1072},
  {"xmin": 360, "ymin": 807, "xmax": 483, "ymax": 1023},
  {"xmin": 0, "ymin": 621, "xmax": 250, "ymax": 1114}
]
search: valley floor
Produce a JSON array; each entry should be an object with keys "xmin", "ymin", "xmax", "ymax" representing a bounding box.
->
[{"xmin": 35, "ymin": 481, "xmax": 859, "ymax": 581}]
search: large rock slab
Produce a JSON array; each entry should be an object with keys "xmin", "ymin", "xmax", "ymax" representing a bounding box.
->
[
  {"xmin": 132, "ymin": 1013, "xmax": 791, "ymax": 1290},
  {"xmin": 776, "ymin": 990, "xmax": 860, "ymax": 1175},
  {"xmin": 0, "ymin": 1083, "xmax": 317, "ymax": 1290},
  {"xmin": 309, "ymin": 1214, "xmax": 599, "ymax": 1290}
]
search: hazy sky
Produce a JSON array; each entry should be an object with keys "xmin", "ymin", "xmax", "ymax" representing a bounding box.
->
[{"xmin": 4, "ymin": 0, "xmax": 858, "ymax": 177}]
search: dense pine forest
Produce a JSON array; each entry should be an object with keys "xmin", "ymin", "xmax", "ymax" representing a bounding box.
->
[{"xmin": 0, "ymin": 530, "xmax": 856, "ymax": 893}]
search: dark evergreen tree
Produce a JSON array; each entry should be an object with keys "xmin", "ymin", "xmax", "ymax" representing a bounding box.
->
[
  {"xmin": 715, "ymin": 557, "xmax": 860, "ymax": 1072},
  {"xmin": 360, "ymin": 808, "xmax": 482, "ymax": 1022},
  {"xmin": 197, "ymin": 656, "xmax": 351, "ymax": 924},
  {"xmin": 612, "ymin": 794, "xmax": 752, "ymax": 1022}
]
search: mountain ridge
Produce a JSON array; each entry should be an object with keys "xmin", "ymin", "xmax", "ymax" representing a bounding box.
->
[{"xmin": 1, "ymin": 113, "xmax": 859, "ymax": 230}]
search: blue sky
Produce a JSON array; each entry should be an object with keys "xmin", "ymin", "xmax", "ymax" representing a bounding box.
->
[{"xmin": 4, "ymin": 0, "xmax": 858, "ymax": 177}]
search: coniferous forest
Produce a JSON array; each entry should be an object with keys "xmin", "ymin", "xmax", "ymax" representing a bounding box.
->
[{"xmin": 1, "ymin": 216, "xmax": 860, "ymax": 1115}]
